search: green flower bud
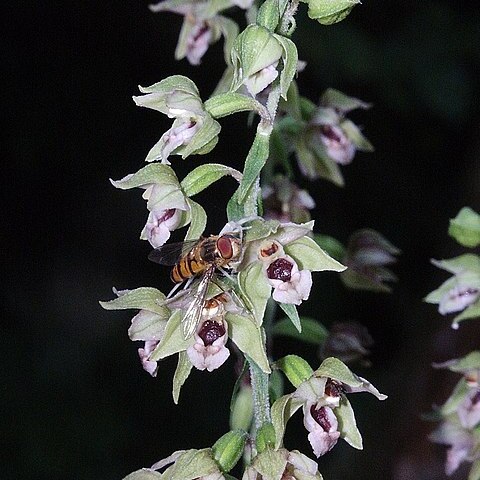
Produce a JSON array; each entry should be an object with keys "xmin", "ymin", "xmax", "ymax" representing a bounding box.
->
[
  {"xmin": 302, "ymin": 0, "xmax": 360, "ymax": 25},
  {"xmin": 212, "ymin": 430, "xmax": 248, "ymax": 473},
  {"xmin": 256, "ymin": 423, "xmax": 276, "ymax": 453},
  {"xmin": 230, "ymin": 386, "xmax": 254, "ymax": 431},
  {"xmin": 276, "ymin": 355, "xmax": 314, "ymax": 388},
  {"xmin": 448, "ymin": 207, "xmax": 480, "ymax": 248}
]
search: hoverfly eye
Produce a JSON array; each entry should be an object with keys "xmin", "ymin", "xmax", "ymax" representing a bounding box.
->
[{"xmin": 217, "ymin": 236, "xmax": 233, "ymax": 259}]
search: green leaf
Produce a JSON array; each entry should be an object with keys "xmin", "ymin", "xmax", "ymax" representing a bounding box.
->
[
  {"xmin": 150, "ymin": 310, "xmax": 192, "ymax": 361},
  {"xmin": 227, "ymin": 313, "xmax": 271, "ymax": 373},
  {"xmin": 244, "ymin": 219, "xmax": 280, "ymax": 243},
  {"xmin": 449, "ymin": 207, "xmax": 480, "ymax": 248},
  {"xmin": 276, "ymin": 354, "xmax": 314, "ymax": 388},
  {"xmin": 306, "ymin": 0, "xmax": 360, "ymax": 25},
  {"xmin": 269, "ymin": 369, "xmax": 284, "ymax": 403},
  {"xmin": 316, "ymin": 358, "xmax": 387, "ymax": 400},
  {"xmin": 111, "ymin": 164, "xmax": 180, "ymax": 191},
  {"xmin": 280, "ymin": 81, "xmax": 302, "ymax": 121},
  {"xmin": 285, "ymin": 236, "xmax": 347, "ymax": 272},
  {"xmin": 204, "ymin": 92, "xmax": 269, "ymax": 119},
  {"xmin": 138, "ymin": 75, "xmax": 200, "ymax": 97},
  {"xmin": 238, "ymin": 262, "xmax": 272, "ymax": 325},
  {"xmin": 275, "ymin": 36, "xmax": 298, "ymax": 100},
  {"xmin": 271, "ymin": 394, "xmax": 303, "ymax": 448},
  {"xmin": 315, "ymin": 357, "xmax": 363, "ymax": 387},
  {"xmin": 336, "ymin": 396, "xmax": 363, "ymax": 450},
  {"xmin": 215, "ymin": 15, "xmax": 240, "ymax": 66},
  {"xmin": 181, "ymin": 164, "xmax": 241, "ymax": 197},
  {"xmin": 123, "ymin": 470, "xmax": 162, "ymax": 480},
  {"xmin": 431, "ymin": 254, "xmax": 480, "ymax": 275},
  {"xmin": 273, "ymin": 316, "xmax": 328, "ymax": 345},
  {"xmin": 439, "ymin": 351, "xmax": 480, "ymax": 373},
  {"xmin": 227, "ymin": 189, "xmax": 245, "ymax": 222},
  {"xmin": 99, "ymin": 287, "xmax": 168, "ymax": 316},
  {"xmin": 185, "ymin": 199, "xmax": 207, "ymax": 241},
  {"xmin": 278, "ymin": 303, "xmax": 301, "ymax": 332},
  {"xmin": 424, "ymin": 276, "xmax": 460, "ymax": 304},
  {"xmin": 173, "ymin": 351, "xmax": 193, "ymax": 404},
  {"xmin": 238, "ymin": 129, "xmax": 271, "ymax": 203},
  {"xmin": 169, "ymin": 449, "xmax": 219, "ymax": 480},
  {"xmin": 320, "ymin": 88, "xmax": 371, "ymax": 112},
  {"xmin": 252, "ymin": 449, "xmax": 288, "ymax": 480}
]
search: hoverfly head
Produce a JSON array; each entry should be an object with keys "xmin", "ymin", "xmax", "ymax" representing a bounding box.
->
[{"xmin": 217, "ymin": 234, "xmax": 242, "ymax": 261}]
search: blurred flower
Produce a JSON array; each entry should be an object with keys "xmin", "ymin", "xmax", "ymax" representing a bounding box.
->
[
  {"xmin": 320, "ymin": 321, "xmax": 373, "ymax": 366},
  {"xmin": 425, "ymin": 254, "xmax": 480, "ymax": 328},
  {"xmin": 111, "ymin": 164, "xmax": 190, "ymax": 248},
  {"xmin": 341, "ymin": 229, "xmax": 400, "ymax": 293},
  {"xmin": 294, "ymin": 88, "xmax": 373, "ymax": 186},
  {"xmin": 438, "ymin": 282, "xmax": 480, "ymax": 315},
  {"xmin": 262, "ymin": 176, "xmax": 315, "ymax": 224},
  {"xmin": 457, "ymin": 387, "xmax": 480, "ymax": 429},
  {"xmin": 433, "ymin": 351, "xmax": 480, "ymax": 387},
  {"xmin": 429, "ymin": 420, "xmax": 478, "ymax": 476},
  {"xmin": 149, "ymin": 0, "xmax": 239, "ymax": 66}
]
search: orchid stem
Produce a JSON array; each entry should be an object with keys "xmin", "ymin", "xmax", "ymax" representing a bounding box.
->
[{"xmin": 249, "ymin": 353, "xmax": 271, "ymax": 433}]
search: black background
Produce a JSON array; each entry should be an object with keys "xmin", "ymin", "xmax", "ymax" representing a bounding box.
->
[{"xmin": 3, "ymin": 1, "xmax": 480, "ymax": 479}]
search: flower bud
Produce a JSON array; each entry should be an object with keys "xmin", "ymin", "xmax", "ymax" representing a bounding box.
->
[
  {"xmin": 256, "ymin": 422, "xmax": 276, "ymax": 453},
  {"xmin": 212, "ymin": 430, "xmax": 248, "ymax": 473},
  {"xmin": 342, "ymin": 229, "xmax": 400, "ymax": 293},
  {"xmin": 230, "ymin": 385, "xmax": 254, "ymax": 431},
  {"xmin": 304, "ymin": 0, "xmax": 360, "ymax": 25}
]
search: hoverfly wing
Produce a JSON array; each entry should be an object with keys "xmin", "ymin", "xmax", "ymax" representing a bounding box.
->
[
  {"xmin": 148, "ymin": 239, "xmax": 200, "ymax": 266},
  {"xmin": 182, "ymin": 266, "xmax": 215, "ymax": 339}
]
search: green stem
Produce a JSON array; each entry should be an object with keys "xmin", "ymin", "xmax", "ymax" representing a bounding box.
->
[{"xmin": 248, "ymin": 353, "xmax": 271, "ymax": 431}]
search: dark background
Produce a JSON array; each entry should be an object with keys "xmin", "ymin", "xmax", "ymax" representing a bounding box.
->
[{"xmin": 3, "ymin": 1, "xmax": 480, "ymax": 479}]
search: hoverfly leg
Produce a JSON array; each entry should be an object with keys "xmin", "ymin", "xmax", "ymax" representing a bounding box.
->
[
  {"xmin": 166, "ymin": 281, "xmax": 184, "ymax": 299},
  {"xmin": 217, "ymin": 266, "xmax": 235, "ymax": 282}
]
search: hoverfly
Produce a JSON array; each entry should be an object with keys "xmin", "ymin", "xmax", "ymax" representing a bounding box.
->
[{"xmin": 148, "ymin": 233, "xmax": 243, "ymax": 339}]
